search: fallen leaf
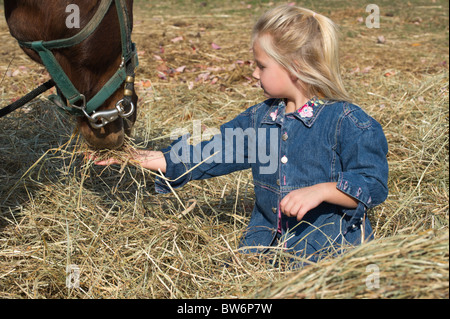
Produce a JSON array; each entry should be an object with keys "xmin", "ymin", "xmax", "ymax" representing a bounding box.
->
[
  {"xmin": 175, "ymin": 65, "xmax": 187, "ymax": 73},
  {"xmin": 171, "ymin": 36, "xmax": 184, "ymax": 43},
  {"xmin": 196, "ymin": 72, "xmax": 211, "ymax": 82},
  {"xmin": 156, "ymin": 63, "xmax": 169, "ymax": 73},
  {"xmin": 142, "ymin": 80, "xmax": 152, "ymax": 88},
  {"xmin": 211, "ymin": 42, "xmax": 222, "ymax": 50},
  {"xmin": 377, "ymin": 36, "xmax": 386, "ymax": 44},
  {"xmin": 362, "ymin": 66, "xmax": 373, "ymax": 73},
  {"xmin": 350, "ymin": 67, "xmax": 360, "ymax": 74},
  {"xmin": 157, "ymin": 72, "xmax": 167, "ymax": 80},
  {"xmin": 211, "ymin": 77, "xmax": 219, "ymax": 84},
  {"xmin": 206, "ymin": 66, "xmax": 223, "ymax": 72}
]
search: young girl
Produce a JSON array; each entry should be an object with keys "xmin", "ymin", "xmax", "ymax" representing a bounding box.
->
[{"xmin": 95, "ymin": 5, "xmax": 389, "ymax": 263}]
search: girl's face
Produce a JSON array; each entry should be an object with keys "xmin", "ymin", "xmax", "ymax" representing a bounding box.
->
[{"xmin": 252, "ymin": 39, "xmax": 297, "ymax": 101}]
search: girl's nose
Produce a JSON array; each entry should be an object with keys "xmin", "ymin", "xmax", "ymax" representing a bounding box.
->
[{"xmin": 252, "ymin": 68, "xmax": 260, "ymax": 80}]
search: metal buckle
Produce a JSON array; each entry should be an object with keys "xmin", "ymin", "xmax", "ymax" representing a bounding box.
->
[
  {"xmin": 69, "ymin": 94, "xmax": 135, "ymax": 129},
  {"xmin": 85, "ymin": 99, "xmax": 135, "ymax": 129},
  {"xmin": 88, "ymin": 108, "xmax": 120, "ymax": 129},
  {"xmin": 115, "ymin": 99, "xmax": 135, "ymax": 118}
]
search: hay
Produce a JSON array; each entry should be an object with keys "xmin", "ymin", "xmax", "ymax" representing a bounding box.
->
[
  {"xmin": 253, "ymin": 231, "xmax": 449, "ymax": 299},
  {"xmin": 0, "ymin": 0, "xmax": 448, "ymax": 299}
]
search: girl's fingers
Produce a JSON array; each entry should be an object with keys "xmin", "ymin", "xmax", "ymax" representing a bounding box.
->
[
  {"xmin": 84, "ymin": 152, "xmax": 121, "ymax": 166},
  {"xmin": 280, "ymin": 196, "xmax": 307, "ymax": 221},
  {"xmin": 95, "ymin": 158, "xmax": 120, "ymax": 166}
]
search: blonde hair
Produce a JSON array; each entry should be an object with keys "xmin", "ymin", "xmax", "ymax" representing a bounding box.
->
[{"xmin": 252, "ymin": 5, "xmax": 351, "ymax": 102}]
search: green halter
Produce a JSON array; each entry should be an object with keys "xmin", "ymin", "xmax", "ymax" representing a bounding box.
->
[{"xmin": 17, "ymin": 0, "xmax": 138, "ymax": 127}]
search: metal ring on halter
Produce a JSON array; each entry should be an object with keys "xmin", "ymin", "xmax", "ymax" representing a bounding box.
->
[
  {"xmin": 85, "ymin": 99, "xmax": 135, "ymax": 129},
  {"xmin": 115, "ymin": 99, "xmax": 135, "ymax": 118},
  {"xmin": 70, "ymin": 94, "xmax": 87, "ymax": 111},
  {"xmin": 68, "ymin": 94, "xmax": 106, "ymax": 127},
  {"xmin": 68, "ymin": 93, "xmax": 135, "ymax": 129}
]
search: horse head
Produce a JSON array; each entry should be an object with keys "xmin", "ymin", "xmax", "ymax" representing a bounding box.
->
[{"xmin": 4, "ymin": 0, "xmax": 138, "ymax": 150}]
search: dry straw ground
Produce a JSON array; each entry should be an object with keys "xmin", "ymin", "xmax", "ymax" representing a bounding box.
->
[{"xmin": 0, "ymin": 0, "xmax": 448, "ymax": 299}]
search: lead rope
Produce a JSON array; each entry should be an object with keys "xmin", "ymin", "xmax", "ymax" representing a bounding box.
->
[{"xmin": 0, "ymin": 80, "xmax": 55, "ymax": 118}]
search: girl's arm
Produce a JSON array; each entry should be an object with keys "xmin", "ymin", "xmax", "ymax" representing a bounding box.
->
[
  {"xmin": 94, "ymin": 150, "xmax": 167, "ymax": 173},
  {"xmin": 280, "ymin": 182, "xmax": 358, "ymax": 221}
]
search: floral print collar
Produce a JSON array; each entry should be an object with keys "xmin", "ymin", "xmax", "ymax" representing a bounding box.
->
[
  {"xmin": 263, "ymin": 97, "xmax": 326, "ymax": 127},
  {"xmin": 297, "ymin": 96, "xmax": 324, "ymax": 118}
]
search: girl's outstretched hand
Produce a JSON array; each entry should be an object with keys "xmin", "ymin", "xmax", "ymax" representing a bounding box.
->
[
  {"xmin": 88, "ymin": 149, "xmax": 167, "ymax": 173},
  {"xmin": 91, "ymin": 156, "xmax": 122, "ymax": 166}
]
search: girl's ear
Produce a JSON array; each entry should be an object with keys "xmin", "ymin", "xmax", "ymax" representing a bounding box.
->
[
  {"xmin": 289, "ymin": 72, "xmax": 298, "ymax": 82},
  {"xmin": 289, "ymin": 61, "xmax": 301, "ymax": 82},
  {"xmin": 291, "ymin": 70, "xmax": 309, "ymax": 98}
]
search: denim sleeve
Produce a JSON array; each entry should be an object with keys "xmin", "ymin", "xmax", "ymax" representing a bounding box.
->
[
  {"xmin": 155, "ymin": 109, "xmax": 254, "ymax": 194},
  {"xmin": 336, "ymin": 108, "xmax": 389, "ymax": 229}
]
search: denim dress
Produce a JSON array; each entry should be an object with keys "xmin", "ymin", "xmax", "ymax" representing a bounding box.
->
[{"xmin": 155, "ymin": 98, "xmax": 389, "ymax": 262}]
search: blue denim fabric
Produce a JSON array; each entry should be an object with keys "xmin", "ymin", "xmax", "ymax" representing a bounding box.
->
[{"xmin": 155, "ymin": 98, "xmax": 389, "ymax": 262}]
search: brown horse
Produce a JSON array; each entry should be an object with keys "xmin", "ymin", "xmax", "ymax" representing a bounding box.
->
[{"xmin": 3, "ymin": 0, "xmax": 138, "ymax": 149}]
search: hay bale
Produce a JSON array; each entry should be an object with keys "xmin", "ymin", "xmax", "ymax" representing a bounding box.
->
[{"xmin": 253, "ymin": 231, "xmax": 449, "ymax": 299}]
